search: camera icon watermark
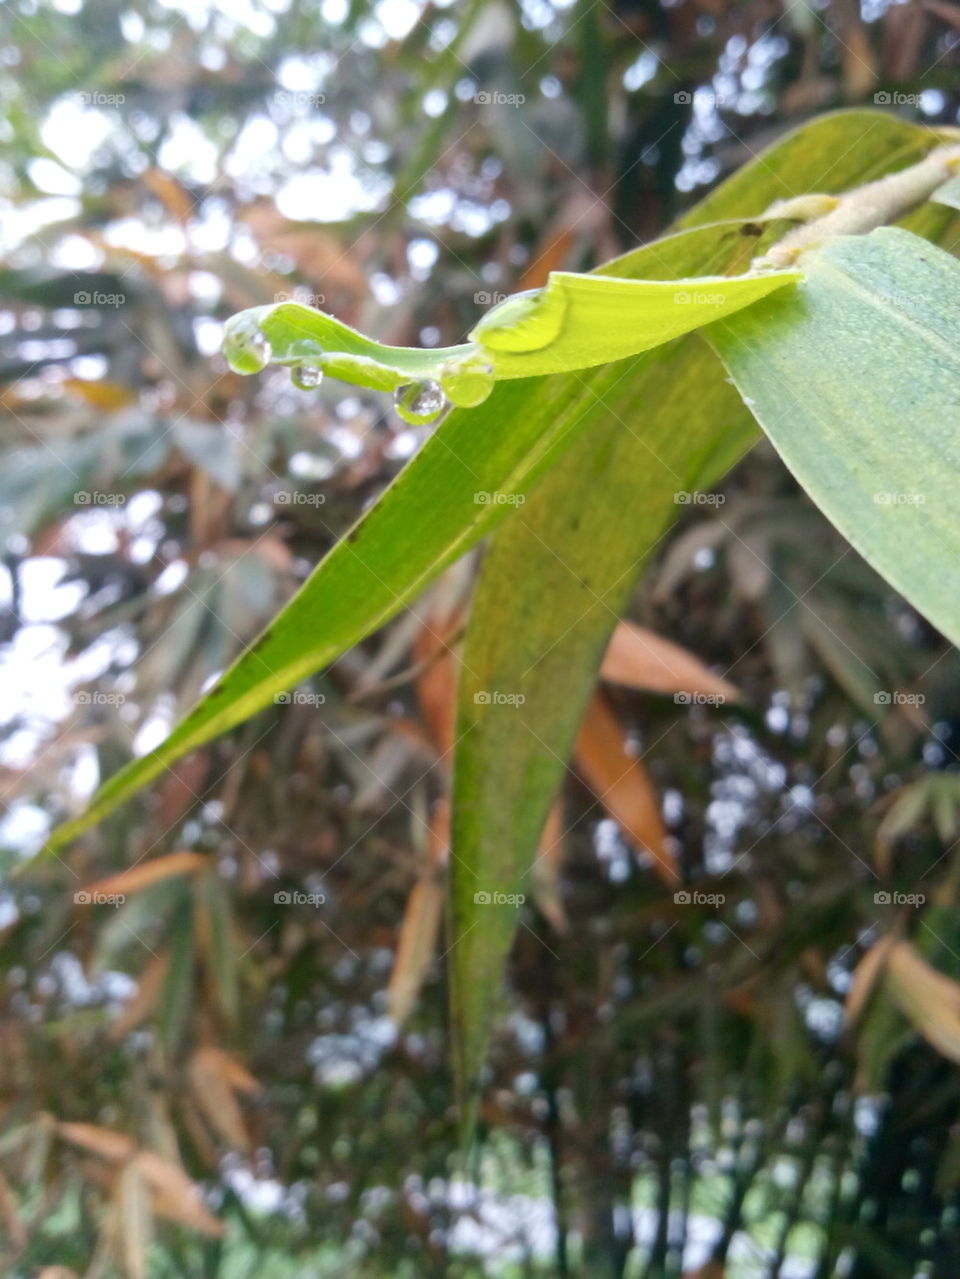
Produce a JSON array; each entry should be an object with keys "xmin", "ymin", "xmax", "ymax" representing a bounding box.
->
[
  {"xmin": 75, "ymin": 90, "xmax": 125, "ymax": 107},
  {"xmin": 74, "ymin": 491, "xmax": 126, "ymax": 506},
  {"xmin": 474, "ymin": 91, "xmax": 525, "ymax": 106},
  {"xmin": 873, "ymin": 690, "xmax": 925, "ymax": 707},
  {"xmin": 274, "ymin": 889, "xmax": 326, "ymax": 906},
  {"xmin": 275, "ymin": 491, "xmax": 326, "ymax": 506},
  {"xmin": 74, "ymin": 890, "xmax": 126, "ymax": 907},
  {"xmin": 274, "ymin": 90, "xmax": 326, "ymax": 108},
  {"xmin": 473, "ymin": 690, "xmax": 526, "ymax": 707},
  {"xmin": 73, "ymin": 290, "xmax": 125, "ymax": 308},
  {"xmin": 873, "ymin": 890, "xmax": 925, "ymax": 907},
  {"xmin": 674, "ymin": 491, "xmax": 725, "ymax": 506},
  {"xmin": 674, "ymin": 88, "xmax": 734, "ymax": 109},
  {"xmin": 274, "ymin": 289, "xmax": 326, "ymax": 306},
  {"xmin": 674, "ymin": 691, "xmax": 725, "ymax": 707},
  {"xmin": 873, "ymin": 91, "xmax": 921, "ymax": 107},
  {"xmin": 474, "ymin": 491, "xmax": 525, "ymax": 506},
  {"xmin": 75, "ymin": 691, "xmax": 125, "ymax": 707},
  {"xmin": 274, "ymin": 690, "xmax": 326, "ymax": 707},
  {"xmin": 873, "ymin": 491, "xmax": 925, "ymax": 506},
  {"xmin": 674, "ymin": 889, "xmax": 725, "ymax": 906},
  {"xmin": 473, "ymin": 889, "xmax": 526, "ymax": 905},
  {"xmin": 673, "ymin": 289, "xmax": 726, "ymax": 306},
  {"xmin": 474, "ymin": 291, "xmax": 507, "ymax": 306}
]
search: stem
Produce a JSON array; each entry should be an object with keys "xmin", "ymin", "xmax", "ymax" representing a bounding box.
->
[{"xmin": 753, "ymin": 143, "xmax": 960, "ymax": 269}]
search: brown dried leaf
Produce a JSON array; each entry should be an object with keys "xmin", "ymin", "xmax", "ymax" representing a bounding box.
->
[
  {"xmin": 132, "ymin": 1150, "xmax": 224, "ymax": 1237},
  {"xmin": 845, "ymin": 935, "xmax": 896, "ymax": 1027},
  {"xmin": 886, "ymin": 941, "xmax": 960, "ymax": 1062},
  {"xmin": 530, "ymin": 801, "xmax": 568, "ymax": 933},
  {"xmin": 109, "ymin": 952, "xmax": 171, "ymax": 1042},
  {"xmin": 600, "ymin": 622, "xmax": 739, "ymax": 704},
  {"xmin": 187, "ymin": 1047, "xmax": 251, "ymax": 1152},
  {"xmin": 388, "ymin": 799, "xmax": 449, "ymax": 1026},
  {"xmin": 83, "ymin": 851, "xmax": 208, "ymax": 900},
  {"xmin": 574, "ymin": 693, "xmax": 678, "ymax": 885},
  {"xmin": 57, "ymin": 1122, "xmax": 136, "ymax": 1163},
  {"xmin": 0, "ymin": 1169, "xmax": 26, "ymax": 1250}
]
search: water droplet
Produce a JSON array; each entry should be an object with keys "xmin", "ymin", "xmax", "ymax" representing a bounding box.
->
[
  {"xmin": 439, "ymin": 357, "xmax": 495, "ymax": 408},
  {"xmin": 291, "ymin": 366, "xmax": 324, "ymax": 391},
  {"xmin": 223, "ymin": 315, "xmax": 273, "ymax": 374},
  {"xmin": 394, "ymin": 380, "xmax": 447, "ymax": 425},
  {"xmin": 469, "ymin": 287, "xmax": 565, "ymax": 354}
]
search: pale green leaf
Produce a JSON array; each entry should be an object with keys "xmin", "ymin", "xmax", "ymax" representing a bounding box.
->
[
  {"xmin": 224, "ymin": 265, "xmax": 799, "ymax": 399},
  {"xmin": 709, "ymin": 226, "xmax": 960, "ymax": 648},
  {"xmin": 448, "ymin": 109, "xmax": 957, "ymax": 1116},
  {"xmin": 42, "ymin": 218, "xmax": 795, "ymax": 858}
]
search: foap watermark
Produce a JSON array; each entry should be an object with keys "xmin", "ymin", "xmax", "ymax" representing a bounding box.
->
[
  {"xmin": 874, "ymin": 890, "xmax": 925, "ymax": 907},
  {"xmin": 74, "ymin": 290, "xmax": 125, "ymax": 308},
  {"xmin": 874, "ymin": 491, "xmax": 925, "ymax": 506},
  {"xmin": 75, "ymin": 491, "xmax": 126, "ymax": 506},
  {"xmin": 474, "ymin": 291, "xmax": 508, "ymax": 306},
  {"xmin": 474, "ymin": 490, "xmax": 525, "ymax": 506},
  {"xmin": 674, "ymin": 490, "xmax": 725, "ymax": 506},
  {"xmin": 673, "ymin": 88, "xmax": 736, "ymax": 109},
  {"xmin": 474, "ymin": 690, "xmax": 526, "ymax": 707},
  {"xmin": 674, "ymin": 889, "xmax": 725, "ymax": 907},
  {"xmin": 674, "ymin": 691, "xmax": 726, "ymax": 707},
  {"xmin": 274, "ymin": 889, "xmax": 326, "ymax": 907},
  {"xmin": 76, "ymin": 90, "xmax": 125, "ymax": 107},
  {"xmin": 874, "ymin": 690, "xmax": 925, "ymax": 707},
  {"xmin": 473, "ymin": 890, "xmax": 526, "ymax": 906},
  {"xmin": 673, "ymin": 289, "xmax": 727, "ymax": 306},
  {"xmin": 874, "ymin": 91, "xmax": 922, "ymax": 107},
  {"xmin": 274, "ymin": 90, "xmax": 326, "ymax": 108},
  {"xmin": 475, "ymin": 91, "xmax": 525, "ymax": 107},
  {"xmin": 275, "ymin": 491, "xmax": 326, "ymax": 507},
  {"xmin": 74, "ymin": 890, "xmax": 125, "ymax": 907},
  {"xmin": 75, "ymin": 691, "xmax": 125, "ymax": 707},
  {"xmin": 274, "ymin": 691, "xmax": 326, "ymax": 707},
  {"xmin": 275, "ymin": 289, "xmax": 326, "ymax": 307}
]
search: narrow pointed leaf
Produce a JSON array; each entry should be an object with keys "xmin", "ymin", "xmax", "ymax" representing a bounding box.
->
[
  {"xmin": 709, "ymin": 226, "xmax": 960, "ymax": 648},
  {"xmin": 44, "ymin": 220, "xmax": 798, "ymax": 858},
  {"xmin": 448, "ymin": 109, "xmax": 955, "ymax": 1117}
]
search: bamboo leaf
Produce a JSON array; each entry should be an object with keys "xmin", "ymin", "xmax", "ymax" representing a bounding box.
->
[
  {"xmin": 709, "ymin": 226, "xmax": 960, "ymax": 648},
  {"xmin": 224, "ymin": 266, "xmax": 799, "ymax": 393},
  {"xmin": 42, "ymin": 219, "xmax": 797, "ymax": 859},
  {"xmin": 447, "ymin": 109, "xmax": 955, "ymax": 1119}
]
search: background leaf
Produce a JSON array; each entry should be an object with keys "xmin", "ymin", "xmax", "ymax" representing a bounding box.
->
[
  {"xmin": 448, "ymin": 110, "xmax": 958, "ymax": 1114},
  {"xmin": 709, "ymin": 226, "xmax": 960, "ymax": 648}
]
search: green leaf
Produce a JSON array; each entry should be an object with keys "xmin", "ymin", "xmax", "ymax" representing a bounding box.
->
[
  {"xmin": 709, "ymin": 225, "xmax": 960, "ymax": 648},
  {"xmin": 42, "ymin": 218, "xmax": 798, "ymax": 858},
  {"xmin": 447, "ymin": 108, "xmax": 957, "ymax": 1118},
  {"xmin": 932, "ymin": 173, "xmax": 960, "ymax": 211},
  {"xmin": 159, "ymin": 897, "xmax": 195, "ymax": 1056},
  {"xmin": 450, "ymin": 342, "xmax": 754, "ymax": 1108},
  {"xmin": 224, "ymin": 265, "xmax": 799, "ymax": 402}
]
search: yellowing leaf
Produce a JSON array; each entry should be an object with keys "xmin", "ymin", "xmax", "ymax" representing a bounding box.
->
[
  {"xmin": 83, "ymin": 851, "xmax": 208, "ymax": 900},
  {"xmin": 885, "ymin": 941, "xmax": 960, "ymax": 1063},
  {"xmin": 187, "ymin": 1047, "xmax": 253, "ymax": 1152}
]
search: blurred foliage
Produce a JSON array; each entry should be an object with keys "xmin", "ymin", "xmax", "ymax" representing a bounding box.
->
[{"xmin": 2, "ymin": 0, "xmax": 960, "ymax": 1276}]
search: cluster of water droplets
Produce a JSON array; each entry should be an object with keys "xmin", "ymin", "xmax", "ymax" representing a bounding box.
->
[{"xmin": 224, "ymin": 310, "xmax": 498, "ymax": 425}]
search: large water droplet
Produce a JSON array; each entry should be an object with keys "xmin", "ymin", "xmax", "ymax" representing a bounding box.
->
[
  {"xmin": 439, "ymin": 357, "xmax": 495, "ymax": 408},
  {"xmin": 224, "ymin": 314, "xmax": 273, "ymax": 374},
  {"xmin": 291, "ymin": 365, "xmax": 324, "ymax": 391},
  {"xmin": 394, "ymin": 380, "xmax": 447, "ymax": 425},
  {"xmin": 469, "ymin": 287, "xmax": 565, "ymax": 354}
]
